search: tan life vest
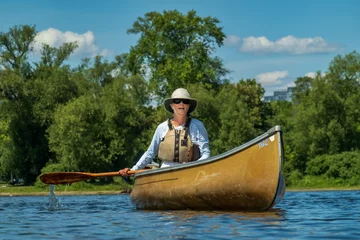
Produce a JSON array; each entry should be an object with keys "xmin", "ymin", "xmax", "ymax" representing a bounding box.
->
[{"xmin": 158, "ymin": 118, "xmax": 200, "ymax": 163}]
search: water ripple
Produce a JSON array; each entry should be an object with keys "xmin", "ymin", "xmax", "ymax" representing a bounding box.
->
[{"xmin": 0, "ymin": 191, "xmax": 359, "ymax": 239}]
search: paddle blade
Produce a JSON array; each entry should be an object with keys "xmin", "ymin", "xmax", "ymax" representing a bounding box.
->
[{"xmin": 40, "ymin": 172, "xmax": 96, "ymax": 185}]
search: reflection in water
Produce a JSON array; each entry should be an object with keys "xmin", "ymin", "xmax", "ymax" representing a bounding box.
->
[
  {"xmin": 135, "ymin": 208, "xmax": 286, "ymax": 239},
  {"xmin": 47, "ymin": 184, "xmax": 62, "ymax": 211},
  {"xmin": 149, "ymin": 207, "xmax": 285, "ymax": 232},
  {"xmin": 154, "ymin": 208, "xmax": 284, "ymax": 221}
]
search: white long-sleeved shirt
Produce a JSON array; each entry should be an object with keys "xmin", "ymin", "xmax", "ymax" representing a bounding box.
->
[{"xmin": 131, "ymin": 118, "xmax": 210, "ymax": 170}]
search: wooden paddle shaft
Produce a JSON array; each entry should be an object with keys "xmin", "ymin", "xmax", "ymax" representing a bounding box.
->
[
  {"xmin": 90, "ymin": 170, "xmax": 145, "ymax": 177},
  {"xmin": 40, "ymin": 170, "xmax": 147, "ymax": 185}
]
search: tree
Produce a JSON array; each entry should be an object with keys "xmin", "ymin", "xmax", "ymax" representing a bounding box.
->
[
  {"xmin": 209, "ymin": 83, "xmax": 259, "ymax": 155},
  {"xmin": 236, "ymin": 79, "xmax": 269, "ymax": 131},
  {"xmin": 47, "ymin": 75, "xmax": 151, "ymax": 172},
  {"xmin": 0, "ymin": 25, "xmax": 36, "ymax": 79},
  {"xmin": 266, "ymin": 100, "xmax": 296, "ymax": 175},
  {"xmin": 126, "ymin": 10, "xmax": 228, "ymax": 99},
  {"xmin": 48, "ymin": 94, "xmax": 108, "ymax": 172},
  {"xmin": 288, "ymin": 51, "xmax": 360, "ymax": 175},
  {"xmin": 34, "ymin": 43, "xmax": 78, "ymax": 70},
  {"xmin": 76, "ymin": 55, "xmax": 117, "ymax": 86},
  {"xmin": 327, "ymin": 51, "xmax": 360, "ymax": 151},
  {"xmin": 292, "ymin": 76, "xmax": 313, "ymax": 104},
  {"xmin": 327, "ymin": 51, "xmax": 360, "ymax": 100},
  {"xmin": 0, "ymin": 25, "xmax": 81, "ymax": 183}
]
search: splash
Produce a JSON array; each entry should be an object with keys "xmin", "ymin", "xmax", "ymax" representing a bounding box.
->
[{"xmin": 47, "ymin": 184, "xmax": 62, "ymax": 211}]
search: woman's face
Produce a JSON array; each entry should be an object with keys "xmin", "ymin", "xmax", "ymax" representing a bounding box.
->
[{"xmin": 170, "ymin": 99, "xmax": 190, "ymax": 116}]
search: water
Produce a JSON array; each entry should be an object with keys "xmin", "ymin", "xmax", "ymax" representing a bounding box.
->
[{"xmin": 0, "ymin": 190, "xmax": 359, "ymax": 239}]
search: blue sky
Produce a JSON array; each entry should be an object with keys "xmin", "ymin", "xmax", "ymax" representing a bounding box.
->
[{"xmin": 1, "ymin": 0, "xmax": 359, "ymax": 96}]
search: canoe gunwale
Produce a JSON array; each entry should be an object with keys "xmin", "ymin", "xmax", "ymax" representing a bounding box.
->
[{"xmin": 134, "ymin": 125, "xmax": 283, "ymax": 178}]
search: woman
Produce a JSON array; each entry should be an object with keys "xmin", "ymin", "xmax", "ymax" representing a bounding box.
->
[{"xmin": 119, "ymin": 88, "xmax": 210, "ymax": 176}]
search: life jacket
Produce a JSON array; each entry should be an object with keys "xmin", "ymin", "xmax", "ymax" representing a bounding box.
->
[{"xmin": 158, "ymin": 118, "xmax": 200, "ymax": 163}]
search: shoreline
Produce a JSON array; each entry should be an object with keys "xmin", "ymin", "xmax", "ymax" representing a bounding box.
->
[
  {"xmin": 0, "ymin": 190, "xmax": 128, "ymax": 197},
  {"xmin": 1, "ymin": 187, "xmax": 360, "ymax": 197},
  {"xmin": 286, "ymin": 187, "xmax": 360, "ymax": 192}
]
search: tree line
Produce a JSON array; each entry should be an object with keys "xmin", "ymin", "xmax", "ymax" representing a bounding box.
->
[{"xmin": 1, "ymin": 10, "xmax": 359, "ymax": 186}]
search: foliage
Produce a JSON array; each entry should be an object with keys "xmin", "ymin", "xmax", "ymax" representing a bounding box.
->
[
  {"xmin": 126, "ymin": 9, "xmax": 228, "ymax": 99},
  {"xmin": 31, "ymin": 67, "xmax": 79, "ymax": 126},
  {"xmin": 47, "ymin": 75, "xmax": 151, "ymax": 172},
  {"xmin": 205, "ymin": 79, "xmax": 268, "ymax": 155},
  {"xmin": 48, "ymin": 94, "xmax": 109, "ymax": 172},
  {"xmin": 186, "ymin": 84, "xmax": 220, "ymax": 153},
  {"xmin": 284, "ymin": 51, "xmax": 360, "ymax": 176},
  {"xmin": 35, "ymin": 43, "xmax": 78, "ymax": 71},
  {"xmin": 0, "ymin": 25, "xmax": 79, "ymax": 184},
  {"xmin": 0, "ymin": 25, "xmax": 36, "ymax": 78},
  {"xmin": 1, "ymin": 20, "xmax": 360, "ymax": 189},
  {"xmin": 306, "ymin": 151, "xmax": 360, "ymax": 180},
  {"xmin": 0, "ymin": 117, "xmax": 15, "ymax": 180}
]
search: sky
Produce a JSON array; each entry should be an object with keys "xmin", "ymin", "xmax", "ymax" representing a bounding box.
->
[{"xmin": 1, "ymin": 0, "xmax": 359, "ymax": 96}]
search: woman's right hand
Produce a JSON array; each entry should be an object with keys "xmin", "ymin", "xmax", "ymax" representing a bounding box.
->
[{"xmin": 119, "ymin": 167, "xmax": 130, "ymax": 177}]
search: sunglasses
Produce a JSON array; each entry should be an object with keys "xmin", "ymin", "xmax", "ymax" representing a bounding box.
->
[{"xmin": 172, "ymin": 99, "xmax": 190, "ymax": 104}]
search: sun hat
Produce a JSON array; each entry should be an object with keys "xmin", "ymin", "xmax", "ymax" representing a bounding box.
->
[{"xmin": 163, "ymin": 88, "xmax": 197, "ymax": 114}]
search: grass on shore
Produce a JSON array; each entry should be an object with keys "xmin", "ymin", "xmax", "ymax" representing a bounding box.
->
[
  {"xmin": 286, "ymin": 175, "xmax": 360, "ymax": 191},
  {"xmin": 0, "ymin": 177, "xmax": 133, "ymax": 196}
]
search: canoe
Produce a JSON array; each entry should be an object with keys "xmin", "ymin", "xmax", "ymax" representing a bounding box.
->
[{"xmin": 130, "ymin": 125, "xmax": 285, "ymax": 211}]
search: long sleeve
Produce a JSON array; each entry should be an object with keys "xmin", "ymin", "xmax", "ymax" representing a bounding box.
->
[
  {"xmin": 131, "ymin": 122, "xmax": 167, "ymax": 170},
  {"xmin": 190, "ymin": 119, "xmax": 210, "ymax": 160}
]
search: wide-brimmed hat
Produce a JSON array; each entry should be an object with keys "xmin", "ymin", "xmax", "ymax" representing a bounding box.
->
[{"xmin": 163, "ymin": 88, "xmax": 197, "ymax": 114}]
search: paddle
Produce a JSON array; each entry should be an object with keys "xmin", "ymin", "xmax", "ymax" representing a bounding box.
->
[{"xmin": 40, "ymin": 170, "xmax": 146, "ymax": 185}]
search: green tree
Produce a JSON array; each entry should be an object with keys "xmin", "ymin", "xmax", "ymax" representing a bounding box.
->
[
  {"xmin": 31, "ymin": 43, "xmax": 80, "ymax": 127},
  {"xmin": 127, "ymin": 10, "xmax": 228, "ymax": 99},
  {"xmin": 0, "ymin": 116, "xmax": 15, "ymax": 180},
  {"xmin": 327, "ymin": 51, "xmax": 360, "ymax": 150},
  {"xmin": 186, "ymin": 84, "xmax": 220, "ymax": 152},
  {"xmin": 99, "ymin": 75, "xmax": 150, "ymax": 169},
  {"xmin": 267, "ymin": 100, "xmax": 296, "ymax": 175},
  {"xmin": 76, "ymin": 55, "xmax": 117, "ymax": 86},
  {"xmin": 288, "ymin": 51, "xmax": 360, "ymax": 175},
  {"xmin": 292, "ymin": 76, "xmax": 313, "ymax": 104},
  {"xmin": 48, "ymin": 94, "xmax": 107, "ymax": 172},
  {"xmin": 0, "ymin": 25, "xmax": 80, "ymax": 183},
  {"xmin": 210, "ymin": 83, "xmax": 258, "ymax": 155},
  {"xmin": 0, "ymin": 25, "xmax": 36, "ymax": 79},
  {"xmin": 236, "ymin": 79, "xmax": 269, "ymax": 131},
  {"xmin": 35, "ymin": 43, "xmax": 78, "ymax": 70},
  {"xmin": 47, "ymin": 75, "xmax": 151, "ymax": 172}
]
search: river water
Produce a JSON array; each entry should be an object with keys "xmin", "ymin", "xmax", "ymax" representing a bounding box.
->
[{"xmin": 0, "ymin": 190, "xmax": 359, "ymax": 239}]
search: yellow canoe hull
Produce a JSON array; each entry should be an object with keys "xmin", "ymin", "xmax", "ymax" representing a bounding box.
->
[{"xmin": 130, "ymin": 126, "xmax": 285, "ymax": 211}]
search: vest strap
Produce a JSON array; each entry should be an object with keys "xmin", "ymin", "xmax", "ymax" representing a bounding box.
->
[
  {"xmin": 167, "ymin": 118, "xmax": 173, "ymax": 130},
  {"xmin": 174, "ymin": 130, "xmax": 180, "ymax": 162},
  {"xmin": 181, "ymin": 118, "xmax": 192, "ymax": 146}
]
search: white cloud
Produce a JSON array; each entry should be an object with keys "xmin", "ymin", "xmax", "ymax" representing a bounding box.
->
[
  {"xmin": 227, "ymin": 35, "xmax": 338, "ymax": 54},
  {"xmin": 287, "ymin": 82, "xmax": 296, "ymax": 88},
  {"xmin": 224, "ymin": 35, "xmax": 241, "ymax": 45},
  {"xmin": 305, "ymin": 72, "xmax": 316, "ymax": 78},
  {"xmin": 256, "ymin": 71, "xmax": 288, "ymax": 85},
  {"xmin": 305, "ymin": 72, "xmax": 326, "ymax": 78},
  {"xmin": 33, "ymin": 28, "xmax": 111, "ymax": 57}
]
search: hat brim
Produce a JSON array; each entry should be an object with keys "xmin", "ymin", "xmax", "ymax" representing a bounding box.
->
[{"xmin": 164, "ymin": 98, "xmax": 197, "ymax": 114}]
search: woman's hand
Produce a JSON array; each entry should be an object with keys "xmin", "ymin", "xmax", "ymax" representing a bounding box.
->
[{"xmin": 119, "ymin": 167, "xmax": 130, "ymax": 177}]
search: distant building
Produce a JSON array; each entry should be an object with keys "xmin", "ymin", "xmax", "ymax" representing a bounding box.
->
[{"xmin": 264, "ymin": 87, "xmax": 294, "ymax": 102}]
